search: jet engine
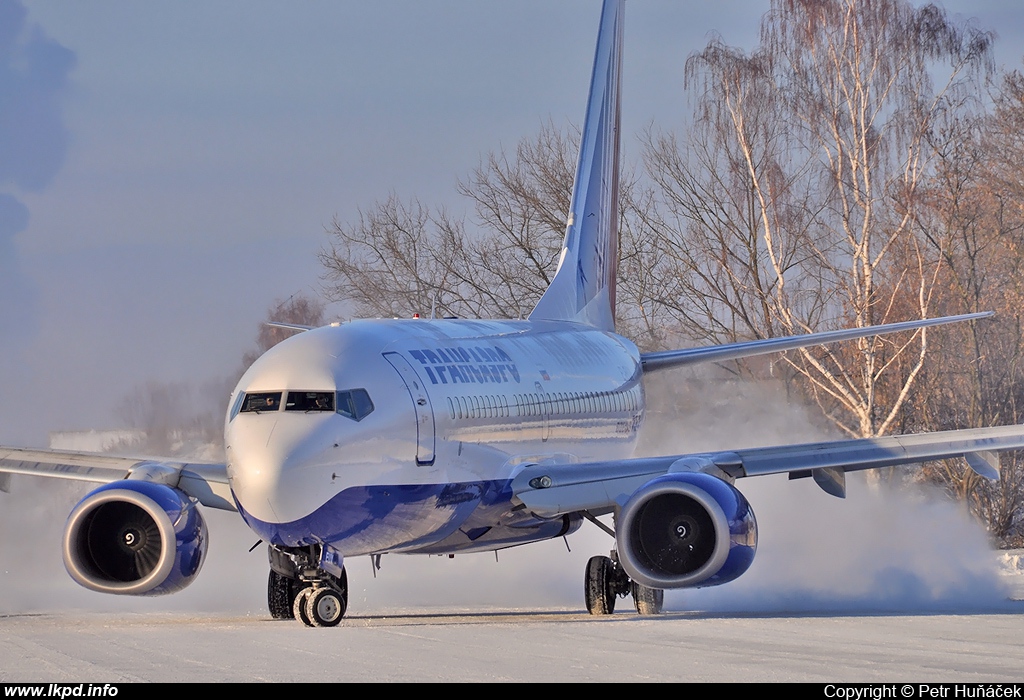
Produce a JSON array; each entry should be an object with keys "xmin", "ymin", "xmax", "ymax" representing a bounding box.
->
[
  {"xmin": 616, "ymin": 472, "xmax": 757, "ymax": 590},
  {"xmin": 63, "ymin": 480, "xmax": 208, "ymax": 595}
]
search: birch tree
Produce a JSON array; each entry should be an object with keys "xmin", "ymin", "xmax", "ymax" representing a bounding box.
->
[{"xmin": 646, "ymin": 0, "xmax": 993, "ymax": 438}]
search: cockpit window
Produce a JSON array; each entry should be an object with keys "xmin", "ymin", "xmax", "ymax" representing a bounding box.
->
[
  {"xmin": 240, "ymin": 392, "xmax": 282, "ymax": 413},
  {"xmin": 242, "ymin": 389, "xmax": 371, "ymax": 419},
  {"xmin": 286, "ymin": 391, "xmax": 335, "ymax": 412},
  {"xmin": 229, "ymin": 392, "xmax": 246, "ymax": 421},
  {"xmin": 337, "ymin": 389, "xmax": 374, "ymax": 421}
]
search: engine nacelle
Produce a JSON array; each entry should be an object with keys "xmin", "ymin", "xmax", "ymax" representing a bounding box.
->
[
  {"xmin": 616, "ymin": 472, "xmax": 757, "ymax": 590},
  {"xmin": 63, "ymin": 481, "xmax": 208, "ymax": 596}
]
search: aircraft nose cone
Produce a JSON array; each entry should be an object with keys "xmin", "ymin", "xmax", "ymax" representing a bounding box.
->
[
  {"xmin": 227, "ymin": 417, "xmax": 287, "ymax": 523},
  {"xmin": 228, "ymin": 415, "xmax": 339, "ymax": 526}
]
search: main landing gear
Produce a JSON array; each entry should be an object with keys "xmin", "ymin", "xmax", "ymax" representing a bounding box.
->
[
  {"xmin": 585, "ymin": 552, "xmax": 663, "ymax": 616},
  {"xmin": 267, "ymin": 545, "xmax": 349, "ymax": 627}
]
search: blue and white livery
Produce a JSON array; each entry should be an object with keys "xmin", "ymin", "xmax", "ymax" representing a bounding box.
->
[{"xmin": 4, "ymin": 0, "xmax": 1024, "ymax": 626}]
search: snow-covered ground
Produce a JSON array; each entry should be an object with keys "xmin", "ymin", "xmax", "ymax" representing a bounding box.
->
[
  {"xmin": 1, "ymin": 540, "xmax": 1022, "ymax": 682},
  {"xmin": 2, "ymin": 607, "xmax": 1023, "ymax": 682}
]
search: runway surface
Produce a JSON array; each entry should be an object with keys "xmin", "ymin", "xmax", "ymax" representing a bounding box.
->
[
  {"xmin": 3, "ymin": 606, "xmax": 1024, "ymax": 682},
  {"xmin": 4, "ymin": 480, "xmax": 1023, "ymax": 682}
]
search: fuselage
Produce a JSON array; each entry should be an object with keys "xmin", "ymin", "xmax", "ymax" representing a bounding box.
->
[{"xmin": 225, "ymin": 318, "xmax": 644, "ymax": 556}]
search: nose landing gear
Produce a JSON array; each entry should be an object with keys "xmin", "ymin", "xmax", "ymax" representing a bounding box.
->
[
  {"xmin": 304, "ymin": 585, "xmax": 347, "ymax": 627},
  {"xmin": 291, "ymin": 573, "xmax": 348, "ymax": 627},
  {"xmin": 585, "ymin": 552, "xmax": 663, "ymax": 616},
  {"xmin": 268, "ymin": 545, "xmax": 349, "ymax": 627}
]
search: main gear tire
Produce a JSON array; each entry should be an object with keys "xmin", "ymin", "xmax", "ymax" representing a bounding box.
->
[
  {"xmin": 268, "ymin": 569, "xmax": 302, "ymax": 620},
  {"xmin": 585, "ymin": 555, "xmax": 617, "ymax": 615},
  {"xmin": 631, "ymin": 580, "xmax": 664, "ymax": 615}
]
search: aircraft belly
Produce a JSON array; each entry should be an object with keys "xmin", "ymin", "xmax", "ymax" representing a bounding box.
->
[
  {"xmin": 399, "ymin": 508, "xmax": 584, "ymax": 555},
  {"xmin": 237, "ymin": 479, "xmax": 516, "ymax": 555}
]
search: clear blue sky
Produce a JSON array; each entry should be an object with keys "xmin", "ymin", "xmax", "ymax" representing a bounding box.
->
[{"xmin": 2, "ymin": 0, "xmax": 1022, "ymax": 444}]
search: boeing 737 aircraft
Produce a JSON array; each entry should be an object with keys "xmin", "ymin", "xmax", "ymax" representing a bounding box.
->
[{"xmin": 3, "ymin": 0, "xmax": 1024, "ymax": 627}]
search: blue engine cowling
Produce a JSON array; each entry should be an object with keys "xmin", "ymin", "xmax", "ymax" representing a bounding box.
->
[
  {"xmin": 616, "ymin": 472, "xmax": 757, "ymax": 590},
  {"xmin": 63, "ymin": 480, "xmax": 208, "ymax": 596}
]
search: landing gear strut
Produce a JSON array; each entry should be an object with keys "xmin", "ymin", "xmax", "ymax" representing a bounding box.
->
[
  {"xmin": 584, "ymin": 552, "xmax": 663, "ymax": 616},
  {"xmin": 268, "ymin": 544, "xmax": 349, "ymax": 627}
]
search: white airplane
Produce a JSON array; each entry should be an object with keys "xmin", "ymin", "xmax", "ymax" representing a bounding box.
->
[{"xmin": 3, "ymin": 0, "xmax": 1024, "ymax": 627}]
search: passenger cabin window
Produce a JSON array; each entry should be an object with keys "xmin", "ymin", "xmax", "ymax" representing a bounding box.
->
[
  {"xmin": 337, "ymin": 389, "xmax": 374, "ymax": 421},
  {"xmin": 286, "ymin": 391, "xmax": 335, "ymax": 412},
  {"xmin": 240, "ymin": 392, "xmax": 282, "ymax": 413}
]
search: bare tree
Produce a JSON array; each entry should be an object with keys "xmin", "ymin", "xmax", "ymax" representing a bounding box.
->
[
  {"xmin": 644, "ymin": 0, "xmax": 993, "ymax": 438},
  {"xmin": 241, "ymin": 294, "xmax": 326, "ymax": 370},
  {"xmin": 642, "ymin": 41, "xmax": 823, "ymax": 348},
  {"xmin": 910, "ymin": 70, "xmax": 1024, "ymax": 542},
  {"xmin": 320, "ymin": 123, "xmax": 576, "ymax": 322}
]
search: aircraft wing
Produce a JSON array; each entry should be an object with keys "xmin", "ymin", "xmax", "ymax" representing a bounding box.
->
[
  {"xmin": 510, "ymin": 424, "xmax": 1024, "ymax": 517},
  {"xmin": 640, "ymin": 312, "xmax": 992, "ymax": 373},
  {"xmin": 0, "ymin": 446, "xmax": 234, "ymax": 512}
]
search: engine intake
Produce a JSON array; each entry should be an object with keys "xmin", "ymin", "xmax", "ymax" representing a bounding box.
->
[
  {"xmin": 63, "ymin": 481, "xmax": 208, "ymax": 596},
  {"xmin": 616, "ymin": 472, "xmax": 756, "ymax": 589}
]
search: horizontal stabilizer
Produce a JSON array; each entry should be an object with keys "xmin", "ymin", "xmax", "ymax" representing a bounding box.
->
[
  {"xmin": 640, "ymin": 312, "xmax": 993, "ymax": 373},
  {"xmin": 266, "ymin": 321, "xmax": 314, "ymax": 333}
]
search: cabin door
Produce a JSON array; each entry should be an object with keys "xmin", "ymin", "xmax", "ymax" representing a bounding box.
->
[{"xmin": 383, "ymin": 352, "xmax": 436, "ymax": 466}]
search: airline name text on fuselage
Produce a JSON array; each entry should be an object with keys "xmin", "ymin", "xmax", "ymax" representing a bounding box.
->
[{"xmin": 407, "ymin": 346, "xmax": 521, "ymax": 385}]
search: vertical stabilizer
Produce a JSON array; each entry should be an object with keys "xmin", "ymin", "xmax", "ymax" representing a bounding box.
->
[{"xmin": 529, "ymin": 0, "xmax": 624, "ymax": 332}]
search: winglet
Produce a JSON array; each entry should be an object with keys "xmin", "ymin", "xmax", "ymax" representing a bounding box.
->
[{"xmin": 529, "ymin": 0, "xmax": 624, "ymax": 332}]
